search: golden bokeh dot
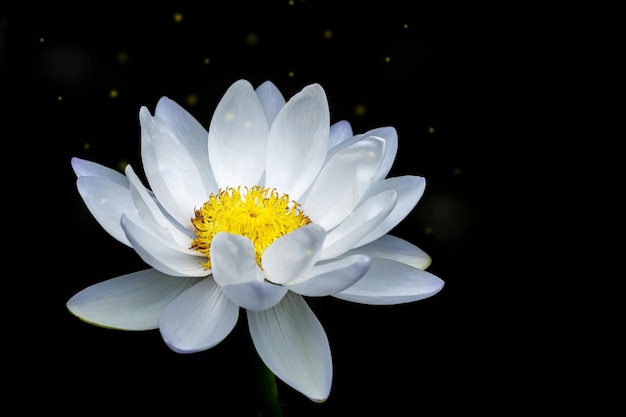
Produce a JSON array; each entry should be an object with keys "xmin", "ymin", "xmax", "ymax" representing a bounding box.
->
[
  {"xmin": 173, "ymin": 12, "xmax": 183, "ymax": 23},
  {"xmin": 246, "ymin": 32, "xmax": 259, "ymax": 46},
  {"xmin": 116, "ymin": 51, "xmax": 129, "ymax": 64},
  {"xmin": 385, "ymin": 56, "xmax": 391, "ymax": 63},
  {"xmin": 354, "ymin": 103, "xmax": 367, "ymax": 116},
  {"xmin": 403, "ymin": 23, "xmax": 409, "ymax": 29},
  {"xmin": 453, "ymin": 167, "xmax": 462, "ymax": 176},
  {"xmin": 428, "ymin": 126, "xmax": 435, "ymax": 134},
  {"xmin": 424, "ymin": 226, "xmax": 434, "ymax": 235},
  {"xmin": 39, "ymin": 37, "xmax": 45, "ymax": 43},
  {"xmin": 203, "ymin": 57, "xmax": 211, "ymax": 65},
  {"xmin": 57, "ymin": 95, "xmax": 63, "ymax": 101},
  {"xmin": 186, "ymin": 94, "xmax": 199, "ymax": 107},
  {"xmin": 288, "ymin": 71, "xmax": 295, "ymax": 78},
  {"xmin": 323, "ymin": 29, "xmax": 333, "ymax": 39},
  {"xmin": 83, "ymin": 143, "xmax": 91, "ymax": 150},
  {"xmin": 288, "ymin": 0, "xmax": 295, "ymax": 5},
  {"xmin": 109, "ymin": 89, "xmax": 119, "ymax": 99}
]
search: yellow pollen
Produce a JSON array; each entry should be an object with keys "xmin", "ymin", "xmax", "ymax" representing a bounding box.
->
[{"xmin": 190, "ymin": 186, "xmax": 311, "ymax": 269}]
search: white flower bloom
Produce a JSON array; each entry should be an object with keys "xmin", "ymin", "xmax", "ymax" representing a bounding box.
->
[{"xmin": 67, "ymin": 79, "xmax": 444, "ymax": 402}]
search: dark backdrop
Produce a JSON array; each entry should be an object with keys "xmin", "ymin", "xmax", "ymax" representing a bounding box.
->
[{"xmin": 4, "ymin": 3, "xmax": 507, "ymax": 415}]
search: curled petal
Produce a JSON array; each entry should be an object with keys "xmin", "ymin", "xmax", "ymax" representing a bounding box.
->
[
  {"xmin": 262, "ymin": 223, "xmax": 326, "ymax": 285},
  {"xmin": 160, "ymin": 278, "xmax": 239, "ymax": 353},
  {"xmin": 303, "ymin": 136, "xmax": 385, "ymax": 230},
  {"xmin": 344, "ymin": 234, "xmax": 431, "ymax": 270},
  {"xmin": 67, "ymin": 268, "xmax": 201, "ymax": 330},
  {"xmin": 248, "ymin": 292, "xmax": 332, "ymax": 402},
  {"xmin": 287, "ymin": 254, "xmax": 371, "ymax": 297},
  {"xmin": 355, "ymin": 175, "xmax": 426, "ymax": 247},
  {"xmin": 334, "ymin": 258, "xmax": 444, "ymax": 305},
  {"xmin": 321, "ymin": 189, "xmax": 397, "ymax": 260},
  {"xmin": 211, "ymin": 233, "xmax": 287, "ymax": 311}
]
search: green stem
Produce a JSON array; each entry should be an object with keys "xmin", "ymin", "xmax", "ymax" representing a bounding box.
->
[{"xmin": 254, "ymin": 349, "xmax": 284, "ymax": 417}]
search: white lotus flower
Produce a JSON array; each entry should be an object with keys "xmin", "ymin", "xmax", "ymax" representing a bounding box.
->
[{"xmin": 67, "ymin": 79, "xmax": 444, "ymax": 402}]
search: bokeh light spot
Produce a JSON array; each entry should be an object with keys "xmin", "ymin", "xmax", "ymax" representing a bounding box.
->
[
  {"xmin": 116, "ymin": 51, "xmax": 129, "ymax": 64},
  {"xmin": 246, "ymin": 32, "xmax": 259, "ymax": 46},
  {"xmin": 186, "ymin": 94, "xmax": 199, "ymax": 107}
]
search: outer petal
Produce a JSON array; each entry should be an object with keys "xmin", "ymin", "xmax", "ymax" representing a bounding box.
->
[
  {"xmin": 255, "ymin": 80, "xmax": 286, "ymax": 126},
  {"xmin": 208, "ymin": 79, "xmax": 269, "ymax": 188},
  {"xmin": 325, "ymin": 127, "xmax": 398, "ymax": 182},
  {"xmin": 153, "ymin": 97, "xmax": 218, "ymax": 195},
  {"xmin": 126, "ymin": 164, "xmax": 195, "ymax": 248},
  {"xmin": 286, "ymin": 254, "xmax": 370, "ymax": 297},
  {"xmin": 262, "ymin": 223, "xmax": 326, "ymax": 285},
  {"xmin": 140, "ymin": 106, "xmax": 210, "ymax": 228},
  {"xmin": 328, "ymin": 120, "xmax": 353, "ymax": 149},
  {"xmin": 160, "ymin": 278, "xmax": 239, "ymax": 353},
  {"xmin": 333, "ymin": 258, "xmax": 444, "ymax": 305},
  {"xmin": 121, "ymin": 215, "xmax": 207, "ymax": 277},
  {"xmin": 265, "ymin": 83, "xmax": 330, "ymax": 201},
  {"xmin": 76, "ymin": 175, "xmax": 136, "ymax": 246},
  {"xmin": 211, "ymin": 233, "xmax": 287, "ymax": 311},
  {"xmin": 320, "ymin": 189, "xmax": 397, "ymax": 260},
  {"xmin": 66, "ymin": 268, "xmax": 201, "ymax": 330},
  {"xmin": 343, "ymin": 234, "xmax": 432, "ymax": 270},
  {"xmin": 71, "ymin": 157, "xmax": 128, "ymax": 187},
  {"xmin": 302, "ymin": 137, "xmax": 385, "ymax": 230},
  {"xmin": 247, "ymin": 292, "xmax": 332, "ymax": 402},
  {"xmin": 354, "ymin": 175, "xmax": 426, "ymax": 247}
]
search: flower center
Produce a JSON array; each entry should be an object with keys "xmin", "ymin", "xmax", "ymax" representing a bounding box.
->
[{"xmin": 191, "ymin": 186, "xmax": 311, "ymax": 269}]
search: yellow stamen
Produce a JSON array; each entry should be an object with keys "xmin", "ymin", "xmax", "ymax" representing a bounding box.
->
[{"xmin": 191, "ymin": 186, "xmax": 311, "ymax": 269}]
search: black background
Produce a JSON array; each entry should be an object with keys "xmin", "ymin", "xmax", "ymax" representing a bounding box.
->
[{"xmin": 3, "ymin": 2, "xmax": 517, "ymax": 415}]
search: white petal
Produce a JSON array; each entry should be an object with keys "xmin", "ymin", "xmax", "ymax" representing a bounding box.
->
[
  {"xmin": 208, "ymin": 79, "xmax": 269, "ymax": 188},
  {"xmin": 303, "ymin": 136, "xmax": 385, "ymax": 230},
  {"xmin": 159, "ymin": 278, "xmax": 239, "ymax": 353},
  {"xmin": 287, "ymin": 254, "xmax": 370, "ymax": 296},
  {"xmin": 153, "ymin": 97, "xmax": 218, "ymax": 194},
  {"xmin": 71, "ymin": 157, "xmax": 129, "ymax": 187},
  {"xmin": 325, "ymin": 127, "xmax": 398, "ymax": 182},
  {"xmin": 126, "ymin": 164, "xmax": 195, "ymax": 248},
  {"xmin": 355, "ymin": 175, "xmax": 426, "ymax": 247},
  {"xmin": 262, "ymin": 224, "xmax": 326, "ymax": 285},
  {"xmin": 247, "ymin": 292, "xmax": 332, "ymax": 402},
  {"xmin": 320, "ymin": 189, "xmax": 397, "ymax": 260},
  {"xmin": 211, "ymin": 233, "xmax": 287, "ymax": 311},
  {"xmin": 334, "ymin": 258, "xmax": 444, "ymax": 305},
  {"xmin": 328, "ymin": 120, "xmax": 353, "ymax": 149},
  {"xmin": 344, "ymin": 234, "xmax": 432, "ymax": 270},
  {"xmin": 140, "ymin": 106, "xmax": 210, "ymax": 228},
  {"xmin": 367, "ymin": 127, "xmax": 398, "ymax": 182},
  {"xmin": 76, "ymin": 175, "xmax": 135, "ymax": 246},
  {"xmin": 265, "ymin": 83, "xmax": 329, "ymax": 200},
  {"xmin": 255, "ymin": 80, "xmax": 286, "ymax": 126},
  {"xmin": 121, "ymin": 215, "xmax": 207, "ymax": 277},
  {"xmin": 67, "ymin": 268, "xmax": 201, "ymax": 330}
]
